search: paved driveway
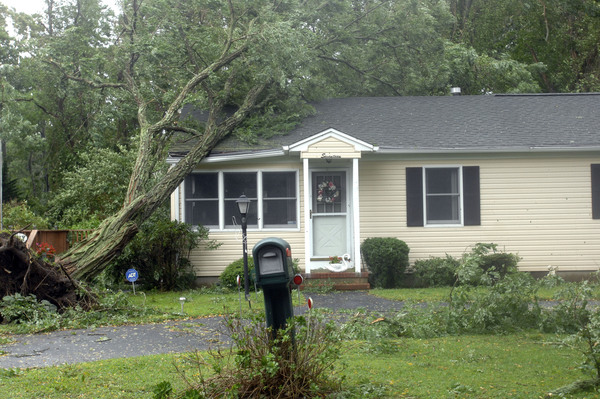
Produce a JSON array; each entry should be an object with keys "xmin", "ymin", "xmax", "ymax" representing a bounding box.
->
[{"xmin": 0, "ymin": 291, "xmax": 402, "ymax": 369}]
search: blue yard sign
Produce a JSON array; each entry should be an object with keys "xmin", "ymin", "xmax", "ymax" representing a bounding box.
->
[
  {"xmin": 126, "ymin": 269, "xmax": 139, "ymax": 294},
  {"xmin": 126, "ymin": 269, "xmax": 139, "ymax": 282}
]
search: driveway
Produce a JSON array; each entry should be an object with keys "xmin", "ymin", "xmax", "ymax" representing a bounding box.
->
[{"xmin": 0, "ymin": 291, "xmax": 403, "ymax": 369}]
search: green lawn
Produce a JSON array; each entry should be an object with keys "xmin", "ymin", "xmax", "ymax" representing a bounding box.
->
[
  {"xmin": 369, "ymin": 285, "xmax": 600, "ymax": 303},
  {"xmin": 0, "ymin": 333, "xmax": 594, "ymax": 398},
  {"xmin": 127, "ymin": 288, "xmax": 307, "ymax": 317},
  {"xmin": 343, "ymin": 333, "xmax": 592, "ymax": 398},
  {"xmin": 2, "ymin": 287, "xmax": 600, "ymax": 397}
]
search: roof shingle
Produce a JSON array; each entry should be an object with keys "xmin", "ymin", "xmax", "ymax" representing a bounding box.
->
[{"xmin": 171, "ymin": 93, "xmax": 600, "ymax": 157}]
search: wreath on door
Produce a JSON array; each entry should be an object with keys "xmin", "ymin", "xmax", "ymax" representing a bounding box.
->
[{"xmin": 317, "ymin": 180, "xmax": 340, "ymax": 203}]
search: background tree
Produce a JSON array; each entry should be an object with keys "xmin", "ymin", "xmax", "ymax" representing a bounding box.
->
[{"xmin": 448, "ymin": 0, "xmax": 600, "ymax": 92}]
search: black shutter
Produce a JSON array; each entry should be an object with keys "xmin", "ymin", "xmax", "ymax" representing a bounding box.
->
[
  {"xmin": 406, "ymin": 167, "xmax": 423, "ymax": 226},
  {"xmin": 592, "ymin": 164, "xmax": 600, "ymax": 219},
  {"xmin": 463, "ymin": 166, "xmax": 481, "ymax": 226}
]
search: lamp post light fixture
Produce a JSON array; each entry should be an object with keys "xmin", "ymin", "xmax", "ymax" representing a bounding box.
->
[{"xmin": 236, "ymin": 195, "xmax": 251, "ymax": 303}]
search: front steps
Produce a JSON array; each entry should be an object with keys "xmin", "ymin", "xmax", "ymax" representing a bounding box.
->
[{"xmin": 302, "ymin": 271, "xmax": 370, "ymax": 291}]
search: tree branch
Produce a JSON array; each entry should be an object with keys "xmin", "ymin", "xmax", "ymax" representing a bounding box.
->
[
  {"xmin": 44, "ymin": 60, "xmax": 126, "ymax": 89},
  {"xmin": 317, "ymin": 55, "xmax": 401, "ymax": 95},
  {"xmin": 162, "ymin": 125, "xmax": 203, "ymax": 136}
]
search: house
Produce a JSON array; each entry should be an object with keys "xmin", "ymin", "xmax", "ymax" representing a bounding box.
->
[{"xmin": 168, "ymin": 93, "xmax": 600, "ymax": 283}]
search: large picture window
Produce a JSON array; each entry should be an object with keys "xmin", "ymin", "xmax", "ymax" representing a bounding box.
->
[
  {"xmin": 184, "ymin": 170, "xmax": 298, "ymax": 230},
  {"xmin": 406, "ymin": 166, "xmax": 480, "ymax": 227}
]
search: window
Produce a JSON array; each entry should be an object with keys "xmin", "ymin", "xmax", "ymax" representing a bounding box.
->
[
  {"xmin": 263, "ymin": 172, "xmax": 298, "ymax": 228},
  {"xmin": 224, "ymin": 172, "xmax": 257, "ymax": 228},
  {"xmin": 406, "ymin": 166, "xmax": 480, "ymax": 227},
  {"xmin": 425, "ymin": 167, "xmax": 461, "ymax": 225},
  {"xmin": 184, "ymin": 173, "xmax": 219, "ymax": 227},
  {"xmin": 184, "ymin": 171, "xmax": 298, "ymax": 229}
]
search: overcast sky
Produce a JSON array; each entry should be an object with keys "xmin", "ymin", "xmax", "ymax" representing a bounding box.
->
[
  {"xmin": 1, "ymin": 0, "xmax": 46, "ymax": 14},
  {"xmin": 1, "ymin": 0, "xmax": 118, "ymax": 15}
]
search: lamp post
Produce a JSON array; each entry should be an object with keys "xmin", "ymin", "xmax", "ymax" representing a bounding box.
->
[{"xmin": 236, "ymin": 195, "xmax": 251, "ymax": 303}]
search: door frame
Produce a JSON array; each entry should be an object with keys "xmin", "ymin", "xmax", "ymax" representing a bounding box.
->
[
  {"xmin": 310, "ymin": 168, "xmax": 352, "ymax": 261},
  {"xmin": 304, "ymin": 160, "xmax": 356, "ymax": 273}
]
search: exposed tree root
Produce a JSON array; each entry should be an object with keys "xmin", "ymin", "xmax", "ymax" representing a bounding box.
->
[{"xmin": 0, "ymin": 232, "xmax": 95, "ymax": 320}]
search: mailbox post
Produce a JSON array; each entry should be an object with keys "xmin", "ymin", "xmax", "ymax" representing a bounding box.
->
[{"xmin": 252, "ymin": 237, "xmax": 299, "ymax": 331}]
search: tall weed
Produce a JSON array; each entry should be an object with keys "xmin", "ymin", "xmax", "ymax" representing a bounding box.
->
[{"xmin": 163, "ymin": 312, "xmax": 346, "ymax": 398}]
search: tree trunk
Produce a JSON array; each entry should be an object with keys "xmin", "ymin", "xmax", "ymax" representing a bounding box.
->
[
  {"xmin": 59, "ymin": 82, "xmax": 267, "ymax": 281},
  {"xmin": 61, "ymin": 198, "xmax": 144, "ymax": 280}
]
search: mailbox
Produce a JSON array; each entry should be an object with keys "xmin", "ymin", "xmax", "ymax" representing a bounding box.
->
[
  {"xmin": 252, "ymin": 237, "xmax": 297, "ymax": 332},
  {"xmin": 253, "ymin": 237, "xmax": 295, "ymax": 287}
]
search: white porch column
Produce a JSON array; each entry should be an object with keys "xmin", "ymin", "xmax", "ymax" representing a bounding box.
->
[
  {"xmin": 353, "ymin": 158, "xmax": 361, "ymax": 273},
  {"xmin": 303, "ymin": 158, "xmax": 311, "ymax": 274}
]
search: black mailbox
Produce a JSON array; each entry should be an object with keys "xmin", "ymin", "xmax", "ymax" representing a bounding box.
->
[
  {"xmin": 253, "ymin": 237, "xmax": 295, "ymax": 287},
  {"xmin": 252, "ymin": 237, "xmax": 296, "ymax": 331}
]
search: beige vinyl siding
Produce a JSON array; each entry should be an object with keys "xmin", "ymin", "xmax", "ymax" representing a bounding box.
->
[
  {"xmin": 190, "ymin": 231, "xmax": 305, "ymax": 277},
  {"xmin": 178, "ymin": 152, "xmax": 600, "ymax": 277},
  {"xmin": 183, "ymin": 161, "xmax": 305, "ymax": 277},
  {"xmin": 359, "ymin": 154, "xmax": 600, "ymax": 272}
]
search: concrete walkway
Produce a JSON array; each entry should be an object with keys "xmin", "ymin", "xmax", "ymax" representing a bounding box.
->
[{"xmin": 0, "ymin": 292, "xmax": 403, "ymax": 369}]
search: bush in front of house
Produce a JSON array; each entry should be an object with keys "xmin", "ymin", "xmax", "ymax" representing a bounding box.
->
[
  {"xmin": 457, "ymin": 243, "xmax": 520, "ymax": 286},
  {"xmin": 220, "ymin": 257, "xmax": 256, "ymax": 289},
  {"xmin": 413, "ymin": 254, "xmax": 460, "ymax": 287},
  {"xmin": 412, "ymin": 244, "xmax": 519, "ymax": 288},
  {"xmin": 361, "ymin": 237, "xmax": 410, "ymax": 288},
  {"xmin": 104, "ymin": 210, "xmax": 214, "ymax": 290},
  {"xmin": 478, "ymin": 251, "xmax": 520, "ymax": 279}
]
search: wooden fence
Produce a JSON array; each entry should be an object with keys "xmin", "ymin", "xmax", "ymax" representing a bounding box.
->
[{"xmin": 22, "ymin": 230, "xmax": 94, "ymax": 254}]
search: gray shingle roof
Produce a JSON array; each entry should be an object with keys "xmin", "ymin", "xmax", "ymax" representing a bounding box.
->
[{"xmin": 171, "ymin": 93, "xmax": 600, "ymax": 157}]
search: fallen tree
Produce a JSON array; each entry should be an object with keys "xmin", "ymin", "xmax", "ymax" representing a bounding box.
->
[{"xmin": 54, "ymin": 0, "xmax": 304, "ymax": 282}]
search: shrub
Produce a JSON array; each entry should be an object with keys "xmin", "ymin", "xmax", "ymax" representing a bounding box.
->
[
  {"xmin": 105, "ymin": 210, "xmax": 217, "ymax": 290},
  {"xmin": 413, "ymin": 255, "xmax": 459, "ymax": 287},
  {"xmin": 0, "ymin": 293, "xmax": 58, "ymax": 329},
  {"xmin": 219, "ymin": 257, "xmax": 255, "ymax": 290},
  {"xmin": 457, "ymin": 243, "xmax": 519, "ymax": 286},
  {"xmin": 479, "ymin": 252, "xmax": 519, "ymax": 278},
  {"xmin": 361, "ymin": 237, "xmax": 410, "ymax": 288}
]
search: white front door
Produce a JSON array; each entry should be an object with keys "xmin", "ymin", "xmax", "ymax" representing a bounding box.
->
[{"xmin": 311, "ymin": 171, "xmax": 352, "ymax": 268}]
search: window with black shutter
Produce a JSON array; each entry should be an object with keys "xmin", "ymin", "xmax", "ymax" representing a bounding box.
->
[{"xmin": 406, "ymin": 166, "xmax": 480, "ymax": 227}]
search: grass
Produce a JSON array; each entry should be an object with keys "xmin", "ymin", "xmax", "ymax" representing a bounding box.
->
[
  {"xmin": 127, "ymin": 289, "xmax": 258, "ymax": 318},
  {"xmin": 2, "ymin": 285, "xmax": 600, "ymax": 397},
  {"xmin": 0, "ymin": 353, "xmax": 192, "ymax": 398},
  {"xmin": 0, "ymin": 333, "xmax": 594, "ymax": 398},
  {"xmin": 0, "ymin": 288, "xmax": 308, "ymax": 335},
  {"xmin": 343, "ymin": 332, "xmax": 592, "ymax": 398},
  {"xmin": 128, "ymin": 288, "xmax": 307, "ymax": 317},
  {"xmin": 369, "ymin": 287, "xmax": 453, "ymax": 302},
  {"xmin": 369, "ymin": 285, "xmax": 600, "ymax": 303}
]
